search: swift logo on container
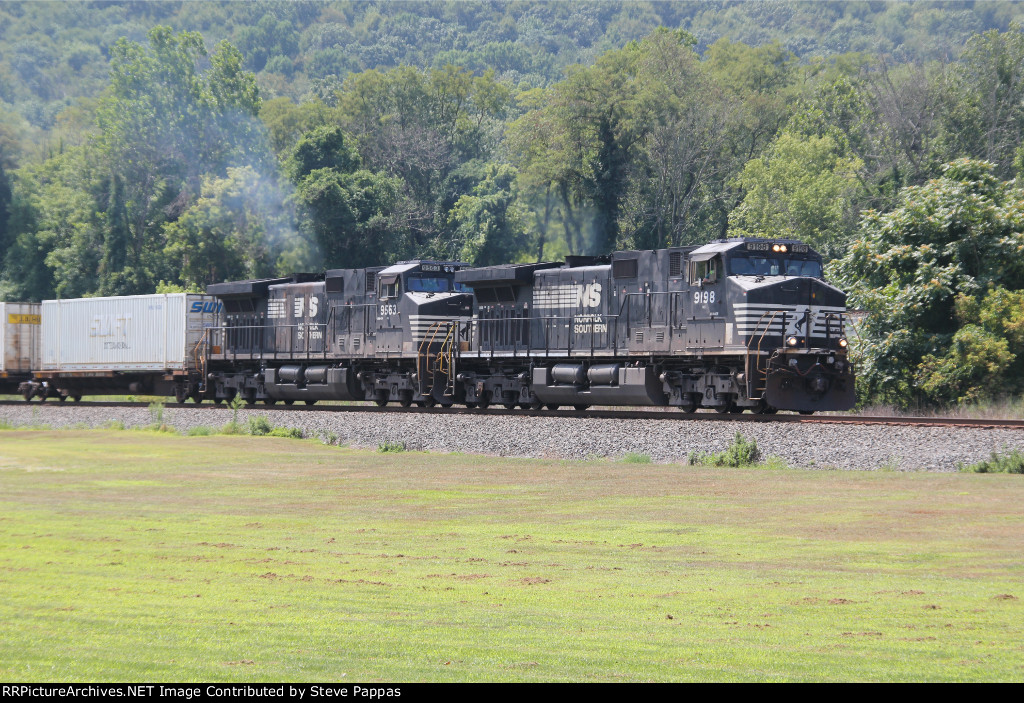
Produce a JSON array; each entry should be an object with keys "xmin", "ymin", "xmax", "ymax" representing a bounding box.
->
[
  {"xmin": 190, "ymin": 301, "xmax": 224, "ymax": 314},
  {"xmin": 89, "ymin": 314, "xmax": 131, "ymax": 337}
]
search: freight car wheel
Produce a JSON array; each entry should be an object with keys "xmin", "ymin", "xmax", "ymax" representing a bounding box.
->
[
  {"xmin": 72, "ymin": 395, "xmax": 82, "ymax": 403},
  {"xmin": 264, "ymin": 398, "xmax": 277, "ymax": 405},
  {"xmin": 421, "ymin": 397, "xmax": 436, "ymax": 408},
  {"xmin": 58, "ymin": 395, "xmax": 67, "ymax": 402},
  {"xmin": 283, "ymin": 399, "xmax": 294, "ymax": 405},
  {"xmin": 213, "ymin": 398, "xmax": 223, "ymax": 405},
  {"xmin": 175, "ymin": 385, "xmax": 188, "ymax": 404},
  {"xmin": 546, "ymin": 404, "xmax": 560, "ymax": 411},
  {"xmin": 573, "ymin": 404, "xmax": 591, "ymax": 412},
  {"xmin": 305, "ymin": 400, "xmax": 316, "ymax": 406},
  {"xmin": 799, "ymin": 410, "xmax": 814, "ymax": 415}
]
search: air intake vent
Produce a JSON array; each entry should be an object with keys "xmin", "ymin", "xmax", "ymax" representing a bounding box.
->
[
  {"xmin": 353, "ymin": 338, "xmax": 361, "ymax": 350},
  {"xmin": 656, "ymin": 330, "xmax": 665, "ymax": 343},
  {"xmin": 634, "ymin": 330, "xmax": 644, "ymax": 343},
  {"xmin": 614, "ymin": 258, "xmax": 639, "ymax": 279},
  {"xmin": 669, "ymin": 252, "xmax": 683, "ymax": 277},
  {"xmin": 365, "ymin": 272, "xmax": 376, "ymax": 293}
]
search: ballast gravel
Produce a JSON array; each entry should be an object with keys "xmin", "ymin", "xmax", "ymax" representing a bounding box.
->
[{"xmin": 2, "ymin": 402, "xmax": 1021, "ymax": 472}]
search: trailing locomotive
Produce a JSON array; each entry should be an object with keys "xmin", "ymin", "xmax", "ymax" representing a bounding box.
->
[
  {"xmin": 199, "ymin": 237, "xmax": 854, "ymax": 414},
  {"xmin": 13, "ymin": 237, "xmax": 854, "ymax": 414}
]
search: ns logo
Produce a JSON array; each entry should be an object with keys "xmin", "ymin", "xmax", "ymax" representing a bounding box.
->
[{"xmin": 576, "ymin": 282, "xmax": 602, "ymax": 309}]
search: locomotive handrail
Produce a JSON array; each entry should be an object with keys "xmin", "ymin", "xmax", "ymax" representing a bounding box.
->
[{"xmin": 746, "ymin": 310, "xmax": 782, "ymax": 400}]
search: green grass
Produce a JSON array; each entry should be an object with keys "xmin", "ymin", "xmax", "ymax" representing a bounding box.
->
[
  {"xmin": 1, "ymin": 431, "xmax": 1023, "ymax": 682},
  {"xmin": 960, "ymin": 448, "xmax": 1024, "ymax": 474}
]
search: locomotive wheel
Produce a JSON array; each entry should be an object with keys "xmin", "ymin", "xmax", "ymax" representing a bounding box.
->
[
  {"xmin": 748, "ymin": 400, "xmax": 767, "ymax": 415},
  {"xmin": 213, "ymin": 397, "xmax": 223, "ymax": 405},
  {"xmin": 729, "ymin": 405, "xmax": 744, "ymax": 414},
  {"xmin": 374, "ymin": 398, "xmax": 388, "ymax": 407},
  {"xmin": 398, "ymin": 391, "xmax": 413, "ymax": 408},
  {"xmin": 58, "ymin": 394, "xmax": 67, "ymax": 402},
  {"xmin": 264, "ymin": 398, "xmax": 277, "ymax": 405},
  {"xmin": 679, "ymin": 402, "xmax": 697, "ymax": 414},
  {"xmin": 503, "ymin": 402, "xmax": 517, "ymax": 410},
  {"xmin": 283, "ymin": 399, "xmax": 294, "ymax": 405},
  {"xmin": 714, "ymin": 403, "xmax": 733, "ymax": 414},
  {"xmin": 464, "ymin": 402, "xmax": 477, "ymax": 409},
  {"xmin": 763, "ymin": 406, "xmax": 778, "ymax": 414},
  {"xmin": 546, "ymin": 404, "xmax": 560, "ymax": 411},
  {"xmin": 476, "ymin": 391, "xmax": 491, "ymax": 409},
  {"xmin": 528, "ymin": 401, "xmax": 544, "ymax": 410},
  {"xmin": 799, "ymin": 410, "xmax": 814, "ymax": 415},
  {"xmin": 174, "ymin": 385, "xmax": 188, "ymax": 404},
  {"xmin": 191, "ymin": 393, "xmax": 203, "ymax": 404},
  {"xmin": 573, "ymin": 404, "xmax": 591, "ymax": 412},
  {"xmin": 422, "ymin": 397, "xmax": 436, "ymax": 408},
  {"xmin": 305, "ymin": 400, "xmax": 317, "ymax": 406},
  {"xmin": 72, "ymin": 395, "xmax": 82, "ymax": 402},
  {"xmin": 244, "ymin": 392, "xmax": 257, "ymax": 406}
]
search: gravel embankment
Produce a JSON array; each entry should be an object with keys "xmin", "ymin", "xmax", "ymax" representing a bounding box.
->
[{"xmin": 3, "ymin": 402, "xmax": 1021, "ymax": 472}]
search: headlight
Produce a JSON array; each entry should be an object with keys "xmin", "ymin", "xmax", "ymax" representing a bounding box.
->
[
  {"xmin": 772, "ymin": 244, "xmax": 781, "ymax": 252},
  {"xmin": 838, "ymin": 338, "xmax": 848, "ymax": 348},
  {"xmin": 787, "ymin": 336, "xmax": 799, "ymax": 346}
]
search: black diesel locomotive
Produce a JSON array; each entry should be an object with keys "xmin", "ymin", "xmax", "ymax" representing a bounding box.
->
[{"xmin": 199, "ymin": 238, "xmax": 854, "ymax": 414}]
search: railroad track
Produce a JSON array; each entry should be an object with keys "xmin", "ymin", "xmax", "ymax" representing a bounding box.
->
[{"xmin": 3, "ymin": 399, "xmax": 1023, "ymax": 430}]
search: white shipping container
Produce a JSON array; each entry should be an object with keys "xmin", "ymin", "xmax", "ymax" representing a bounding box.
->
[
  {"xmin": 41, "ymin": 294, "xmax": 222, "ymax": 372},
  {"xmin": 0, "ymin": 302, "xmax": 42, "ymax": 374}
]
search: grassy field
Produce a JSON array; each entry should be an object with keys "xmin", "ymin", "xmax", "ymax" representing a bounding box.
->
[{"xmin": 0, "ymin": 430, "xmax": 1022, "ymax": 682}]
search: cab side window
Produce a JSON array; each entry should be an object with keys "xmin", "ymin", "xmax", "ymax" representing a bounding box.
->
[
  {"xmin": 378, "ymin": 279, "xmax": 400, "ymax": 299},
  {"xmin": 688, "ymin": 258, "xmax": 718, "ymax": 284}
]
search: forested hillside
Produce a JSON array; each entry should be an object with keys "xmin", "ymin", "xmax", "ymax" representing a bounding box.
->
[{"xmin": 4, "ymin": 0, "xmax": 1024, "ymax": 408}]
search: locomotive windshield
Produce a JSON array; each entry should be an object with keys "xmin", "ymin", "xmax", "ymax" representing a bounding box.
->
[
  {"xmin": 728, "ymin": 255, "xmax": 822, "ymax": 278},
  {"xmin": 406, "ymin": 276, "xmax": 468, "ymax": 293}
]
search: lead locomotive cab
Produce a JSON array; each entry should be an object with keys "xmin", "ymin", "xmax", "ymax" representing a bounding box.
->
[{"xmin": 684, "ymin": 238, "xmax": 854, "ymax": 413}]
